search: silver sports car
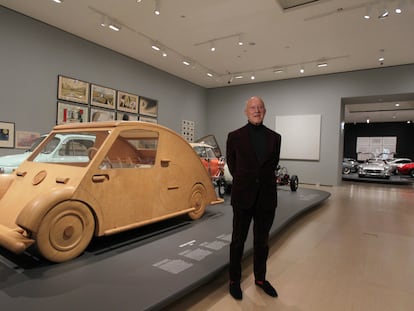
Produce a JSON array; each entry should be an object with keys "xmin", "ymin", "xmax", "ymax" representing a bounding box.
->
[{"xmin": 358, "ymin": 159, "xmax": 392, "ymax": 179}]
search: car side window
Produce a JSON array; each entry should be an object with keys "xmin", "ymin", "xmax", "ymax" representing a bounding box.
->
[
  {"xmin": 100, "ymin": 129, "xmax": 158, "ymax": 169},
  {"xmin": 58, "ymin": 139, "xmax": 94, "ymax": 156}
]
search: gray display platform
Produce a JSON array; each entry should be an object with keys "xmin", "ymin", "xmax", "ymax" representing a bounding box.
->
[
  {"xmin": 0, "ymin": 187, "xmax": 330, "ymax": 311},
  {"xmin": 342, "ymin": 173, "xmax": 414, "ymax": 184}
]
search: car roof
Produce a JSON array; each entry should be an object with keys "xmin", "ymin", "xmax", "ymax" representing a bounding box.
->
[{"xmin": 189, "ymin": 142, "xmax": 214, "ymax": 148}]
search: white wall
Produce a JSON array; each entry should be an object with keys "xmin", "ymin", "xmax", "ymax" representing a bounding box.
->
[
  {"xmin": 206, "ymin": 65, "xmax": 414, "ymax": 186},
  {"xmin": 0, "ymin": 6, "xmax": 207, "ymax": 155}
]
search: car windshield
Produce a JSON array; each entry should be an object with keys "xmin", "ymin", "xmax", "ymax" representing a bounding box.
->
[
  {"xmin": 27, "ymin": 136, "xmax": 47, "ymax": 152},
  {"xmin": 28, "ymin": 131, "xmax": 106, "ymax": 167}
]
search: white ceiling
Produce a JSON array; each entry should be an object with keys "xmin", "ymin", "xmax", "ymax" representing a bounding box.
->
[{"xmin": 2, "ymin": 0, "xmax": 414, "ymax": 123}]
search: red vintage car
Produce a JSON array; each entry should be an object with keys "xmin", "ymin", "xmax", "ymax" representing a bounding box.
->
[{"xmin": 397, "ymin": 162, "xmax": 414, "ymax": 177}]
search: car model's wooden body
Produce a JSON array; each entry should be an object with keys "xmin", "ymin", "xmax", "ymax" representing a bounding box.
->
[{"xmin": 0, "ymin": 121, "xmax": 223, "ymax": 262}]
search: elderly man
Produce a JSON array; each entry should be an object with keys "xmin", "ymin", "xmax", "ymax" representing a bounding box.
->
[{"xmin": 226, "ymin": 96, "xmax": 281, "ymax": 300}]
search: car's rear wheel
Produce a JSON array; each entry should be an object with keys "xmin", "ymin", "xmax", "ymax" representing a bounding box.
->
[
  {"xmin": 290, "ymin": 175, "xmax": 299, "ymax": 191},
  {"xmin": 410, "ymin": 170, "xmax": 414, "ymax": 178},
  {"xmin": 34, "ymin": 201, "xmax": 95, "ymax": 262},
  {"xmin": 342, "ymin": 167, "xmax": 351, "ymax": 175},
  {"xmin": 187, "ymin": 184, "xmax": 207, "ymax": 220}
]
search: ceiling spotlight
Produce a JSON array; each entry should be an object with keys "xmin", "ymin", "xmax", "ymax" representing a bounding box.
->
[
  {"xmin": 52, "ymin": 0, "xmax": 63, "ymax": 3},
  {"xmin": 378, "ymin": 56, "xmax": 385, "ymax": 62},
  {"xmin": 151, "ymin": 42, "xmax": 161, "ymax": 51},
  {"xmin": 273, "ymin": 68, "xmax": 284, "ymax": 74},
  {"xmin": 206, "ymin": 72, "xmax": 213, "ymax": 77},
  {"xmin": 182, "ymin": 60, "xmax": 191, "ymax": 66},
  {"xmin": 100, "ymin": 15, "xmax": 107, "ymax": 27},
  {"xmin": 237, "ymin": 35, "xmax": 244, "ymax": 46},
  {"xmin": 378, "ymin": 2, "xmax": 389, "ymax": 19},
  {"xmin": 395, "ymin": 0, "xmax": 403, "ymax": 14},
  {"xmin": 363, "ymin": 5, "xmax": 371, "ymax": 19},
  {"xmin": 317, "ymin": 62, "xmax": 328, "ymax": 68},
  {"xmin": 136, "ymin": 0, "xmax": 142, "ymax": 3},
  {"xmin": 235, "ymin": 75, "xmax": 243, "ymax": 79},
  {"xmin": 300, "ymin": 66, "xmax": 305, "ymax": 73},
  {"xmin": 210, "ymin": 41, "xmax": 216, "ymax": 52},
  {"xmin": 250, "ymin": 73, "xmax": 255, "ymax": 80},
  {"xmin": 154, "ymin": 0, "xmax": 161, "ymax": 15},
  {"xmin": 161, "ymin": 50, "xmax": 167, "ymax": 57},
  {"xmin": 108, "ymin": 23, "xmax": 121, "ymax": 31},
  {"xmin": 395, "ymin": 103, "xmax": 400, "ymax": 107},
  {"xmin": 366, "ymin": 117, "xmax": 370, "ymax": 123}
]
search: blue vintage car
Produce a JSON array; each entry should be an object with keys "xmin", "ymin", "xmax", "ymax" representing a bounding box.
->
[{"xmin": 0, "ymin": 134, "xmax": 94, "ymax": 174}]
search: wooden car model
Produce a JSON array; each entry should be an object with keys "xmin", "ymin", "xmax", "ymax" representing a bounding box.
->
[{"xmin": 0, "ymin": 121, "xmax": 223, "ymax": 262}]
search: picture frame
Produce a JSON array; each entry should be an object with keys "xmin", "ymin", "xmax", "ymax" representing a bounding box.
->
[
  {"xmin": 58, "ymin": 75, "xmax": 89, "ymax": 104},
  {"xmin": 139, "ymin": 115, "xmax": 158, "ymax": 123},
  {"xmin": 57, "ymin": 102, "xmax": 89, "ymax": 125},
  {"xmin": 116, "ymin": 112, "xmax": 139, "ymax": 121},
  {"xmin": 15, "ymin": 131, "xmax": 41, "ymax": 149},
  {"xmin": 117, "ymin": 91, "xmax": 139, "ymax": 113},
  {"xmin": 139, "ymin": 96, "xmax": 158, "ymax": 117},
  {"xmin": 91, "ymin": 84, "xmax": 116, "ymax": 109},
  {"xmin": 90, "ymin": 107, "xmax": 116, "ymax": 122},
  {"xmin": 0, "ymin": 121, "xmax": 15, "ymax": 148}
]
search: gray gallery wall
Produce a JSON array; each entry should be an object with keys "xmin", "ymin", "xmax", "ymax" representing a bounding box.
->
[
  {"xmin": 207, "ymin": 65, "xmax": 414, "ymax": 186},
  {"xmin": 0, "ymin": 6, "xmax": 207, "ymax": 156},
  {"xmin": 1, "ymin": 6, "xmax": 414, "ymax": 186}
]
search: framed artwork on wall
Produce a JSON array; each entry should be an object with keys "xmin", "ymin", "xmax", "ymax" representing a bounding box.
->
[
  {"xmin": 57, "ymin": 75, "xmax": 89, "ymax": 104},
  {"xmin": 116, "ymin": 112, "xmax": 138, "ymax": 121},
  {"xmin": 139, "ymin": 115, "xmax": 158, "ymax": 123},
  {"xmin": 57, "ymin": 102, "xmax": 89, "ymax": 124},
  {"xmin": 139, "ymin": 96, "xmax": 158, "ymax": 117},
  {"xmin": 91, "ymin": 84, "xmax": 116, "ymax": 109},
  {"xmin": 117, "ymin": 91, "xmax": 139, "ymax": 113},
  {"xmin": 90, "ymin": 107, "xmax": 116, "ymax": 122},
  {"xmin": 0, "ymin": 121, "xmax": 15, "ymax": 148},
  {"xmin": 15, "ymin": 131, "xmax": 41, "ymax": 149}
]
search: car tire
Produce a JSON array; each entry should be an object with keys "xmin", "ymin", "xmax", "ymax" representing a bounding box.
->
[
  {"xmin": 410, "ymin": 170, "xmax": 414, "ymax": 178},
  {"xmin": 187, "ymin": 184, "xmax": 207, "ymax": 220},
  {"xmin": 342, "ymin": 167, "xmax": 351, "ymax": 175},
  {"xmin": 34, "ymin": 201, "xmax": 95, "ymax": 263},
  {"xmin": 290, "ymin": 175, "xmax": 299, "ymax": 191}
]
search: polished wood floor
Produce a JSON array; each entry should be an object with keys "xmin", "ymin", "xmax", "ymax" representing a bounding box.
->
[{"xmin": 167, "ymin": 181, "xmax": 414, "ymax": 310}]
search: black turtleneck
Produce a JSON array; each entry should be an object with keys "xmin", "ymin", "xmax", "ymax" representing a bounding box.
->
[{"xmin": 247, "ymin": 122, "xmax": 266, "ymax": 164}]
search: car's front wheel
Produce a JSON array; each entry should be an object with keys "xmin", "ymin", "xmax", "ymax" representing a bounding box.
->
[
  {"xmin": 187, "ymin": 184, "xmax": 207, "ymax": 220},
  {"xmin": 410, "ymin": 170, "xmax": 414, "ymax": 178},
  {"xmin": 290, "ymin": 175, "xmax": 299, "ymax": 191},
  {"xmin": 34, "ymin": 201, "xmax": 95, "ymax": 263}
]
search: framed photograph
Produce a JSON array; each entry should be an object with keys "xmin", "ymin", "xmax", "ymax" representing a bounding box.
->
[
  {"xmin": 117, "ymin": 91, "xmax": 139, "ymax": 113},
  {"xmin": 91, "ymin": 84, "xmax": 116, "ymax": 109},
  {"xmin": 116, "ymin": 112, "xmax": 138, "ymax": 121},
  {"xmin": 57, "ymin": 102, "xmax": 89, "ymax": 125},
  {"xmin": 15, "ymin": 131, "xmax": 41, "ymax": 149},
  {"xmin": 0, "ymin": 121, "xmax": 15, "ymax": 148},
  {"xmin": 139, "ymin": 115, "xmax": 158, "ymax": 124},
  {"xmin": 58, "ymin": 75, "xmax": 89, "ymax": 104},
  {"xmin": 90, "ymin": 107, "xmax": 116, "ymax": 122},
  {"xmin": 139, "ymin": 97, "xmax": 158, "ymax": 117}
]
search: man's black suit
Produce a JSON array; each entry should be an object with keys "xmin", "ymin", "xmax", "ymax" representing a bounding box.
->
[{"xmin": 226, "ymin": 122, "xmax": 281, "ymax": 283}]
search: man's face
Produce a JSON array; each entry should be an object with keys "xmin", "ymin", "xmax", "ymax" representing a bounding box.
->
[{"xmin": 245, "ymin": 98, "xmax": 266, "ymax": 125}]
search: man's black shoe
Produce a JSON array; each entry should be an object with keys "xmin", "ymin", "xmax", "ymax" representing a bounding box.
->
[
  {"xmin": 255, "ymin": 280, "xmax": 278, "ymax": 297},
  {"xmin": 229, "ymin": 282, "xmax": 242, "ymax": 300}
]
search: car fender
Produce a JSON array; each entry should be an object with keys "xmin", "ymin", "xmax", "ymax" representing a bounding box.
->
[
  {"xmin": 15, "ymin": 186, "xmax": 76, "ymax": 233},
  {"xmin": 0, "ymin": 174, "xmax": 16, "ymax": 200}
]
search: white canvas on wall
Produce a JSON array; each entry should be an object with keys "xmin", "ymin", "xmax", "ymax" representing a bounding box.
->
[{"xmin": 275, "ymin": 114, "xmax": 321, "ymax": 160}]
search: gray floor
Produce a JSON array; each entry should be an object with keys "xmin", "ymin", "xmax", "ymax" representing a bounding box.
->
[{"xmin": 0, "ymin": 187, "xmax": 330, "ymax": 311}]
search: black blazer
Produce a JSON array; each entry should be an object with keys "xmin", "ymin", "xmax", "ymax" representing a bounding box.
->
[{"xmin": 226, "ymin": 124, "xmax": 281, "ymax": 210}]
